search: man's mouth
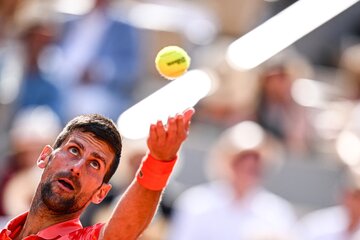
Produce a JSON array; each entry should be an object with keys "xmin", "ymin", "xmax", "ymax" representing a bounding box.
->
[{"xmin": 57, "ymin": 179, "xmax": 75, "ymax": 191}]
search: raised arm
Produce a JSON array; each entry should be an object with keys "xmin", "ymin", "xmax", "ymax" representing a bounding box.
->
[{"xmin": 100, "ymin": 108, "xmax": 194, "ymax": 240}]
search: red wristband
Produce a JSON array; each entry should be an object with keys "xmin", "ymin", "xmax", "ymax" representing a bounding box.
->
[{"xmin": 136, "ymin": 154, "xmax": 177, "ymax": 191}]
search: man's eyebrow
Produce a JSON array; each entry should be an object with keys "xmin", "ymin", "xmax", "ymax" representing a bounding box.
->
[
  {"xmin": 91, "ymin": 152, "xmax": 107, "ymax": 167},
  {"xmin": 70, "ymin": 139, "xmax": 84, "ymax": 150}
]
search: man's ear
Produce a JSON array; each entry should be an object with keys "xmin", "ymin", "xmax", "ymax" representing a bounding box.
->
[
  {"xmin": 92, "ymin": 183, "xmax": 112, "ymax": 205},
  {"xmin": 37, "ymin": 145, "xmax": 53, "ymax": 169}
]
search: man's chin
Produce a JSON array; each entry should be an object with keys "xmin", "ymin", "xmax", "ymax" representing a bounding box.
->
[{"xmin": 41, "ymin": 182, "xmax": 77, "ymax": 213}]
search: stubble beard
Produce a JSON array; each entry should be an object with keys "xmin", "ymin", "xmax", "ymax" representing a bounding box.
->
[
  {"xmin": 39, "ymin": 176, "xmax": 101, "ymax": 215},
  {"xmin": 40, "ymin": 180, "xmax": 80, "ymax": 214}
]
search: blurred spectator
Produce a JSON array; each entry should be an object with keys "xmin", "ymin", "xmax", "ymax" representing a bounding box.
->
[
  {"xmin": 338, "ymin": 43, "xmax": 360, "ymax": 101},
  {"xmin": 296, "ymin": 44, "xmax": 360, "ymax": 238},
  {"xmin": 0, "ymin": 1, "xmax": 52, "ymax": 134},
  {"xmin": 0, "ymin": 0, "xmax": 22, "ymax": 41},
  {"xmin": 254, "ymin": 52, "xmax": 314, "ymax": 157},
  {"xmin": 297, "ymin": 168, "xmax": 360, "ymax": 240},
  {"xmin": 0, "ymin": 0, "xmax": 54, "ymax": 42},
  {"xmin": 54, "ymin": 0, "xmax": 141, "ymax": 121},
  {"xmin": 168, "ymin": 121, "xmax": 296, "ymax": 240},
  {"xmin": 0, "ymin": 106, "xmax": 61, "ymax": 217},
  {"xmin": 13, "ymin": 22, "xmax": 64, "ymax": 121}
]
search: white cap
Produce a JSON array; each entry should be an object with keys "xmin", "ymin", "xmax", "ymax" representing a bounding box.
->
[{"xmin": 206, "ymin": 121, "xmax": 284, "ymax": 181}]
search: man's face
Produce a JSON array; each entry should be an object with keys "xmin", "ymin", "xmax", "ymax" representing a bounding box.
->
[
  {"xmin": 38, "ymin": 130, "xmax": 114, "ymax": 214},
  {"xmin": 263, "ymin": 70, "xmax": 292, "ymax": 102},
  {"xmin": 231, "ymin": 151, "xmax": 262, "ymax": 193}
]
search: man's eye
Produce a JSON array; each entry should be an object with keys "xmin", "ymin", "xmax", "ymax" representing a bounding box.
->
[
  {"xmin": 69, "ymin": 147, "xmax": 79, "ymax": 155},
  {"xmin": 90, "ymin": 160, "xmax": 100, "ymax": 170}
]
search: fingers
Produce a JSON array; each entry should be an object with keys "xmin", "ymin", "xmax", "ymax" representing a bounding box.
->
[
  {"xmin": 147, "ymin": 109, "xmax": 195, "ymax": 161},
  {"xmin": 149, "ymin": 108, "xmax": 195, "ymax": 143},
  {"xmin": 167, "ymin": 116, "xmax": 178, "ymax": 143},
  {"xmin": 175, "ymin": 114, "xmax": 186, "ymax": 140},
  {"xmin": 172, "ymin": 108, "xmax": 194, "ymax": 140},
  {"xmin": 149, "ymin": 124, "xmax": 157, "ymax": 142},
  {"xmin": 183, "ymin": 108, "xmax": 195, "ymax": 131},
  {"xmin": 183, "ymin": 108, "xmax": 195, "ymax": 123},
  {"xmin": 148, "ymin": 120, "xmax": 166, "ymax": 143},
  {"xmin": 167, "ymin": 108, "xmax": 194, "ymax": 136},
  {"xmin": 156, "ymin": 120, "xmax": 166, "ymax": 144}
]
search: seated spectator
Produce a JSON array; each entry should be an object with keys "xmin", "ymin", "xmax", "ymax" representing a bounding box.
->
[
  {"xmin": 297, "ymin": 168, "xmax": 360, "ymax": 240},
  {"xmin": 168, "ymin": 121, "xmax": 296, "ymax": 240},
  {"xmin": 0, "ymin": 106, "xmax": 61, "ymax": 217},
  {"xmin": 14, "ymin": 21, "xmax": 64, "ymax": 122},
  {"xmin": 54, "ymin": 0, "xmax": 141, "ymax": 121},
  {"xmin": 254, "ymin": 52, "xmax": 314, "ymax": 157}
]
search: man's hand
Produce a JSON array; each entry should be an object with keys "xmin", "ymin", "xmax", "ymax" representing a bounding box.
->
[{"xmin": 147, "ymin": 108, "xmax": 195, "ymax": 161}]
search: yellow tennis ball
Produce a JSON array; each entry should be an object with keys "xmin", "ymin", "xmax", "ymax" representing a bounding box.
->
[{"xmin": 155, "ymin": 46, "xmax": 191, "ymax": 80}]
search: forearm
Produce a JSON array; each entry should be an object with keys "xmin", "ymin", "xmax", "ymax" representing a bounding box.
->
[
  {"xmin": 99, "ymin": 108, "xmax": 194, "ymax": 240},
  {"xmin": 100, "ymin": 180, "xmax": 162, "ymax": 240}
]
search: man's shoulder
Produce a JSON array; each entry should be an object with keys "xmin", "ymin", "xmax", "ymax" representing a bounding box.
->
[{"xmin": 59, "ymin": 223, "xmax": 105, "ymax": 240}]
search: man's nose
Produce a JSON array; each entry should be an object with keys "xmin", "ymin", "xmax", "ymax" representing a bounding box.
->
[{"xmin": 70, "ymin": 158, "xmax": 85, "ymax": 176}]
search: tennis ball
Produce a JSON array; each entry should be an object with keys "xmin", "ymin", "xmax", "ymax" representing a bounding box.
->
[{"xmin": 155, "ymin": 46, "xmax": 191, "ymax": 80}]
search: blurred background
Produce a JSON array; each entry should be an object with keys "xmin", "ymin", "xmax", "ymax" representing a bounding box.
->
[{"xmin": 1, "ymin": 0, "xmax": 360, "ymax": 239}]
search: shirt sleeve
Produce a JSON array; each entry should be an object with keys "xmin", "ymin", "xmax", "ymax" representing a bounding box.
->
[{"xmin": 66, "ymin": 223, "xmax": 105, "ymax": 240}]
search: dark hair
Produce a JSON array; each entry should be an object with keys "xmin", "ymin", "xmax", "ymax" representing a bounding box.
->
[{"xmin": 53, "ymin": 114, "xmax": 122, "ymax": 183}]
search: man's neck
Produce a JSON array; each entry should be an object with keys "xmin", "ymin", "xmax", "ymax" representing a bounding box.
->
[{"xmin": 14, "ymin": 202, "xmax": 81, "ymax": 240}]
